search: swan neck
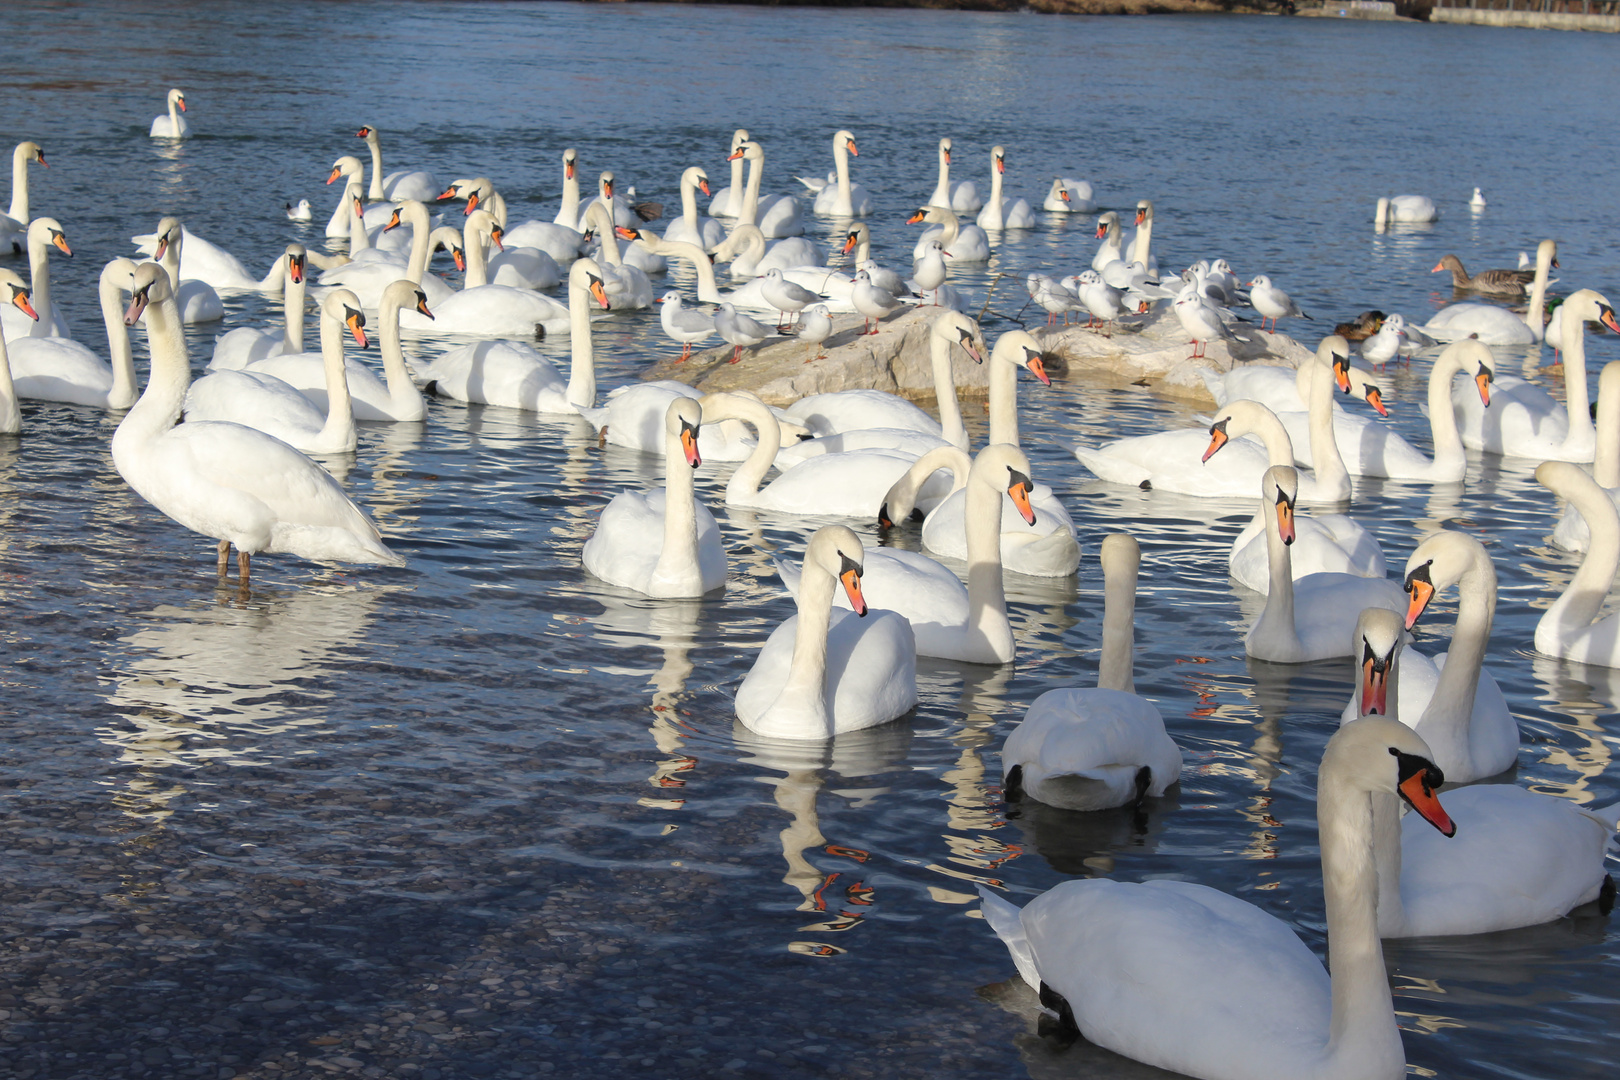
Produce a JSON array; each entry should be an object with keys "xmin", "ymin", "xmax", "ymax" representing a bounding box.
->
[
  {"xmin": 1130, "ymin": 214, "xmax": 1152, "ymax": 266},
  {"xmin": 739, "ymin": 153, "xmax": 763, "ymax": 227},
  {"xmin": 0, "ymin": 325, "xmax": 18, "ymax": 433},
  {"xmin": 348, "ymin": 195, "xmax": 372, "ymax": 255},
  {"xmin": 283, "ymin": 266, "xmax": 307, "ymax": 355},
  {"xmin": 965, "ymin": 467, "xmax": 1011, "ymax": 657},
  {"xmin": 681, "ymin": 175, "xmax": 699, "ymax": 228},
  {"xmin": 883, "ymin": 445, "xmax": 970, "ymax": 520},
  {"xmin": 124, "ymin": 285, "xmax": 190, "ymax": 436},
  {"xmin": 401, "ymin": 207, "xmax": 432, "ymax": 284},
  {"xmin": 930, "ymin": 150, "xmax": 951, "ymax": 208},
  {"xmin": 834, "ymin": 138, "xmax": 851, "ymax": 199},
  {"xmin": 557, "ymin": 169, "xmax": 579, "ymax": 225},
  {"xmin": 366, "ymin": 137, "xmax": 385, "ymax": 201},
  {"xmin": 781, "ymin": 559, "xmax": 836, "ymax": 728},
  {"xmin": 1307, "ymin": 357, "xmax": 1350, "ymax": 500},
  {"xmin": 8, "ymin": 144, "xmax": 27, "ymax": 222},
  {"xmin": 101, "ymin": 271, "xmax": 137, "ymax": 406},
  {"xmin": 1526, "ymin": 248, "xmax": 1553, "ymax": 340},
  {"xmin": 652, "ymin": 434, "xmax": 700, "ymax": 588},
  {"xmin": 315, "ymin": 307, "xmax": 357, "ymax": 450},
  {"xmin": 1596, "ymin": 365, "xmax": 1620, "ymax": 488},
  {"xmin": 1427, "ymin": 351, "xmax": 1467, "ymax": 472},
  {"xmin": 1539, "ymin": 476, "xmax": 1620, "ymax": 652},
  {"xmin": 725, "ymin": 398, "xmax": 782, "ymax": 503},
  {"xmin": 378, "ymin": 292, "xmax": 412, "ymax": 400},
  {"xmin": 1420, "ymin": 557, "xmax": 1494, "ymax": 767},
  {"xmin": 29, "ymin": 232, "xmax": 52, "ymax": 338},
  {"xmin": 1258, "ymin": 496, "xmax": 1300, "ymax": 654},
  {"xmin": 1560, "ymin": 314, "xmax": 1595, "ymax": 448},
  {"xmin": 566, "ymin": 275, "xmax": 597, "ymax": 409},
  {"xmin": 988, "ymin": 358, "xmax": 1019, "ymax": 448},
  {"xmin": 1097, "ymin": 554, "xmax": 1138, "ymax": 694},
  {"xmin": 463, "ymin": 220, "xmax": 489, "ymax": 289},
  {"xmin": 931, "ymin": 329, "xmax": 966, "ymax": 448}
]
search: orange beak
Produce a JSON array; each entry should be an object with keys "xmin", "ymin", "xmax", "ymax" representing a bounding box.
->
[
  {"xmin": 51, "ymin": 232, "xmax": 71, "ymax": 257},
  {"xmin": 355, "ymin": 127, "xmax": 368, "ymax": 138},
  {"xmin": 1403, "ymin": 566, "xmax": 1435, "ymax": 631},
  {"xmin": 1135, "ymin": 208, "xmax": 1146, "ymax": 225},
  {"xmin": 436, "ymin": 184, "xmax": 460, "ymax": 201},
  {"xmin": 154, "ymin": 235, "xmax": 170, "ymax": 261},
  {"xmin": 1364, "ymin": 385, "xmax": 1389, "ymax": 417},
  {"xmin": 415, "ymin": 295, "xmax": 435, "ymax": 320},
  {"xmin": 490, "ymin": 226, "xmax": 505, "ymax": 252},
  {"xmin": 615, "ymin": 225, "xmax": 637, "ymax": 241},
  {"xmin": 1475, "ymin": 365, "xmax": 1493, "ymax": 406},
  {"xmin": 289, "ymin": 254, "xmax": 305, "ymax": 285},
  {"xmin": 847, "ymin": 140, "xmax": 859, "ymax": 157},
  {"xmin": 942, "ymin": 148, "xmax": 951, "ymax": 165},
  {"xmin": 1333, "ymin": 355, "xmax": 1352, "ymax": 393},
  {"xmin": 1431, "ymin": 261, "xmax": 1445, "ymax": 273},
  {"xmin": 1025, "ymin": 351, "xmax": 1050, "ymax": 386},
  {"xmin": 877, "ymin": 503, "xmax": 893, "ymax": 530},
  {"xmin": 346, "ymin": 311, "xmax": 369, "ymax": 349},
  {"xmin": 465, "ymin": 192, "xmax": 479, "ymax": 215},
  {"xmin": 1274, "ymin": 489, "xmax": 1296, "ymax": 545},
  {"xmin": 1202, "ymin": 423, "xmax": 1230, "ymax": 463},
  {"xmin": 589, "ymin": 277, "xmax": 610, "ymax": 309},
  {"xmin": 698, "ymin": 179, "xmax": 710, "ymax": 197},
  {"xmin": 384, "ymin": 209, "xmax": 402, "ymax": 232},
  {"xmin": 177, "ymin": 98, "xmax": 186, "ymax": 113},
  {"xmin": 1007, "ymin": 472, "xmax": 1037, "ymax": 526},
  {"xmin": 1600, "ymin": 304, "xmax": 1620, "ymax": 335},
  {"xmin": 452, "ymin": 248, "xmax": 466, "ymax": 273},
  {"xmin": 604, "ymin": 180, "xmax": 614, "ymax": 199},
  {"xmin": 565, "ymin": 160, "xmax": 575, "ymax": 180},
  {"xmin": 10, "ymin": 290, "xmax": 38, "ymax": 321},
  {"xmin": 838, "ymin": 557, "xmax": 868, "ymax": 617},
  {"xmin": 727, "ymin": 149, "xmax": 743, "ymax": 161},
  {"xmin": 34, "ymin": 150, "xmax": 46, "ymax": 167},
  {"xmin": 1360, "ymin": 646, "xmax": 1391, "ymax": 716},
  {"xmin": 958, "ymin": 331, "xmax": 983, "ymax": 365},
  {"xmin": 907, "ymin": 210, "xmax": 926, "ymax": 225},
  {"xmin": 843, "ymin": 231, "xmax": 858, "ymax": 254},
  {"xmin": 124, "ymin": 289, "xmax": 150, "ymax": 327},
  {"xmin": 1059, "ymin": 189, "xmax": 1069, "ymax": 203},
  {"xmin": 327, "ymin": 165, "xmax": 343, "ymax": 185},
  {"xmin": 1399, "ymin": 766, "xmax": 1455, "ymax": 837},
  {"xmin": 995, "ymin": 156, "xmax": 1005, "ymax": 175},
  {"xmin": 680, "ymin": 420, "xmax": 701, "ymax": 468}
]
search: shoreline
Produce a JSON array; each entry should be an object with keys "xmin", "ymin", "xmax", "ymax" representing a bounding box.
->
[{"xmin": 581, "ymin": 1, "xmax": 1296, "ymax": 16}]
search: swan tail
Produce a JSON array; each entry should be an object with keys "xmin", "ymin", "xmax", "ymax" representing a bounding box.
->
[{"xmin": 976, "ymin": 886, "xmax": 1041, "ymax": 990}]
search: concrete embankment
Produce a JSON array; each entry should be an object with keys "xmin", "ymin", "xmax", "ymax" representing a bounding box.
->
[{"xmin": 1429, "ymin": 6, "xmax": 1620, "ymax": 31}]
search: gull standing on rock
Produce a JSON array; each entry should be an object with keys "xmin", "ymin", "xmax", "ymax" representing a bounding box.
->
[
  {"xmin": 760, "ymin": 268, "xmax": 822, "ymax": 332},
  {"xmin": 1247, "ymin": 274, "xmax": 1311, "ymax": 332},
  {"xmin": 911, "ymin": 242, "xmax": 949, "ymax": 305},
  {"xmin": 852, "ymin": 269, "xmax": 905, "ymax": 335},
  {"xmin": 716, "ymin": 302, "xmax": 770, "ymax": 363},
  {"xmin": 657, "ymin": 290, "xmax": 716, "ymax": 362},
  {"xmin": 798, "ymin": 304, "xmax": 832, "ymax": 362},
  {"xmin": 1174, "ymin": 281, "xmax": 1249, "ymax": 360}
]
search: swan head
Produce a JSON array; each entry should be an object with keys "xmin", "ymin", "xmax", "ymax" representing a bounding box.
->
[
  {"xmin": 327, "ymin": 155, "xmax": 363, "ymax": 185},
  {"xmin": 1100, "ymin": 532, "xmax": 1141, "ymax": 580},
  {"xmin": 570, "ymin": 257, "xmax": 611, "ymax": 310},
  {"xmin": 1401, "ymin": 530, "xmax": 1491, "ymax": 633},
  {"xmin": 18, "ymin": 141, "xmax": 45, "ymax": 168},
  {"xmin": 907, "ymin": 205, "xmax": 952, "ymax": 226},
  {"xmin": 355, "ymin": 124, "xmax": 379, "ymax": 144},
  {"xmin": 1438, "ymin": 340, "xmax": 1495, "ymax": 406},
  {"xmin": 991, "ymin": 329, "xmax": 1048, "ymax": 386},
  {"xmin": 0, "ymin": 269, "xmax": 37, "ymax": 322},
  {"xmin": 167, "ymin": 88, "xmax": 186, "ymax": 111},
  {"xmin": 836, "ymin": 130, "xmax": 858, "ymax": 156},
  {"xmin": 1330, "ymin": 715, "xmax": 1455, "ymax": 838},
  {"xmin": 28, "ymin": 217, "xmax": 70, "ymax": 258},
  {"xmin": 664, "ymin": 398, "xmax": 703, "ymax": 469},
  {"xmin": 729, "ymin": 142, "xmax": 764, "ymax": 163},
  {"xmin": 1135, "ymin": 199, "xmax": 1152, "ymax": 225},
  {"xmin": 124, "ymin": 262, "xmax": 172, "ymax": 325},
  {"xmin": 729, "ymin": 128, "xmax": 750, "ymax": 151},
  {"xmin": 1260, "ymin": 465, "xmax": 1297, "ymax": 546},
  {"xmin": 1560, "ymin": 289, "xmax": 1620, "ymax": 336},
  {"xmin": 380, "ymin": 279, "xmax": 432, "ymax": 322},
  {"xmin": 682, "ymin": 166, "xmax": 710, "ymax": 197},
  {"xmin": 842, "ymin": 223, "xmax": 869, "ymax": 254},
  {"xmin": 938, "ymin": 137, "xmax": 952, "ymax": 165},
  {"xmin": 285, "ymin": 245, "xmax": 306, "ymax": 285},
  {"xmin": 931, "ymin": 310, "xmax": 984, "ymax": 364},
  {"xmin": 1095, "ymin": 211, "xmax": 1118, "ymax": 239},
  {"xmin": 806, "ymin": 525, "xmax": 868, "ymax": 616},
  {"xmin": 975, "ymin": 444, "xmax": 1038, "ymax": 527},
  {"xmin": 321, "ymin": 289, "xmax": 368, "ymax": 349},
  {"xmin": 428, "ymin": 226, "xmax": 466, "ymax": 272}
]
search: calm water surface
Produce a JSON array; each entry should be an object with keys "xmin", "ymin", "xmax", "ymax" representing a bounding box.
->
[{"xmin": 0, "ymin": 3, "xmax": 1616, "ymax": 1078}]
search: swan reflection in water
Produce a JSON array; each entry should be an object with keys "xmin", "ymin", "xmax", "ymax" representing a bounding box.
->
[
  {"xmin": 733, "ymin": 722, "xmax": 911, "ymax": 952},
  {"xmin": 99, "ymin": 579, "xmax": 393, "ymax": 820}
]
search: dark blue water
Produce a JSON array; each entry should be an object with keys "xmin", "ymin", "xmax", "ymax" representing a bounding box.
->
[{"xmin": 0, "ymin": 3, "xmax": 1615, "ymax": 1078}]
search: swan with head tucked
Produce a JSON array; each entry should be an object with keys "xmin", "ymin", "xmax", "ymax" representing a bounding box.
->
[
  {"xmin": 186, "ymin": 289, "xmax": 368, "ymax": 455},
  {"xmin": 800, "ymin": 129, "xmax": 872, "ymax": 217},
  {"xmin": 925, "ymin": 137, "xmax": 981, "ymax": 214},
  {"xmin": 149, "ymin": 88, "xmax": 188, "ymax": 138},
  {"xmin": 1534, "ymin": 461, "xmax": 1620, "ymax": 668},
  {"xmin": 1553, "ymin": 360, "xmax": 1620, "ymax": 552},
  {"xmin": 354, "ymin": 123, "xmax": 440, "ymax": 203},
  {"xmin": 1373, "ymin": 194, "xmax": 1437, "ymax": 225},
  {"xmin": 5, "ymin": 257, "xmax": 139, "ymax": 410},
  {"xmin": 414, "ymin": 257, "xmax": 609, "ymax": 416},
  {"xmin": 1000, "ymin": 533, "xmax": 1181, "ymax": 809},
  {"xmin": 662, "ymin": 166, "xmax": 726, "ymax": 251},
  {"xmin": 1451, "ymin": 286, "xmax": 1617, "ymax": 461},
  {"xmin": 0, "ymin": 140, "xmax": 45, "ymax": 253},
  {"xmin": 1245, "ymin": 466, "xmax": 1404, "ymax": 662},
  {"xmin": 1352, "ymin": 607, "xmax": 1619, "ymax": 937},
  {"xmin": 779, "ymin": 444, "xmax": 1038, "ymax": 664},
  {"xmin": 1334, "ymin": 532, "xmax": 1514, "ymax": 783},
  {"xmin": 112, "ymin": 264, "xmax": 403, "ymax": 582},
  {"xmin": 736, "ymin": 525, "xmax": 917, "ymax": 740},
  {"xmin": 975, "ymin": 146, "xmax": 1036, "ymax": 231},
  {"xmin": 1422, "ymin": 238, "xmax": 1557, "ymax": 346},
  {"xmin": 0, "ymin": 217, "xmax": 73, "ymax": 340},
  {"xmin": 728, "ymin": 140, "xmax": 805, "ymax": 238},
  {"xmin": 246, "ymin": 279, "xmax": 432, "ymax": 422},
  {"xmin": 907, "ymin": 203, "xmax": 990, "ymax": 263},
  {"xmin": 582, "ymin": 398, "xmax": 726, "ymax": 598},
  {"xmin": 980, "ymin": 702, "xmax": 1456, "ymax": 1080}
]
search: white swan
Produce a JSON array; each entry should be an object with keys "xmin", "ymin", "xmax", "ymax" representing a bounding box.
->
[
  {"xmin": 663, "ymin": 166, "xmax": 727, "ymax": 251},
  {"xmin": 975, "ymin": 146, "xmax": 1035, "ymax": 230},
  {"xmin": 0, "ymin": 140, "xmax": 45, "ymax": 252},
  {"xmin": 1534, "ymin": 461, "xmax": 1620, "ymax": 668},
  {"xmin": 247, "ymin": 279, "xmax": 432, "ymax": 422},
  {"xmin": 1335, "ymin": 532, "xmax": 1515, "ymax": 782},
  {"xmin": 0, "ymin": 271, "xmax": 27, "ymax": 433},
  {"xmin": 1041, "ymin": 176, "xmax": 1095, "ymax": 213},
  {"xmin": 318, "ymin": 199, "xmax": 454, "ymax": 309},
  {"xmin": 781, "ymin": 444, "xmax": 1038, "ymax": 664},
  {"xmin": 354, "ymin": 123, "xmax": 439, "ymax": 203},
  {"xmin": 1353, "ymin": 607, "xmax": 1619, "ymax": 937},
  {"xmin": 713, "ymin": 222, "xmax": 823, "ymax": 278},
  {"xmin": 925, "ymin": 137, "xmax": 981, "ymax": 214},
  {"xmin": 414, "ymin": 257, "xmax": 609, "ymax": 415},
  {"xmin": 802, "ymin": 130, "xmax": 871, "ymax": 217},
  {"xmin": 450, "ymin": 176, "xmax": 583, "ymax": 265},
  {"xmin": 728, "ymin": 140, "xmax": 804, "ymax": 238},
  {"xmin": 1129, "ymin": 199, "xmax": 1158, "ymax": 273},
  {"xmin": 880, "ymin": 444, "xmax": 1080, "ymax": 579},
  {"xmin": 112, "ymin": 264, "xmax": 403, "ymax": 582},
  {"xmin": 552, "ymin": 148, "xmax": 580, "ymax": 226},
  {"xmin": 186, "ymin": 289, "xmax": 368, "ymax": 455},
  {"xmin": 1452, "ymin": 286, "xmax": 1615, "ymax": 461},
  {"xmin": 980, "ymin": 707, "xmax": 1456, "ymax": 1080},
  {"xmin": 907, "ymin": 204, "xmax": 990, "ymax": 263},
  {"xmin": 1553, "ymin": 360, "xmax": 1620, "ymax": 552},
  {"xmin": 149, "ymin": 88, "xmax": 188, "ymax": 139},
  {"xmin": 472, "ymin": 213, "xmax": 561, "ymax": 291},
  {"xmin": 131, "ymin": 222, "xmax": 287, "ymax": 292},
  {"xmin": 144, "ymin": 218, "xmax": 224, "ymax": 325},
  {"xmin": 782, "ymin": 310, "xmax": 985, "ymax": 448},
  {"xmin": 6, "ymin": 256, "xmax": 139, "ymax": 409},
  {"xmin": 707, "ymin": 128, "xmax": 750, "ymax": 218},
  {"xmin": 579, "ymin": 202, "xmax": 656, "ymax": 309},
  {"xmin": 582, "ymin": 398, "xmax": 726, "ymax": 598},
  {"xmin": 1422, "ymin": 238, "xmax": 1556, "ymax": 346},
  {"xmin": 1246, "ymin": 466, "xmax": 1405, "ymax": 663},
  {"xmin": 1373, "ymin": 194, "xmax": 1437, "ymax": 225},
  {"xmin": 1001, "ymin": 533, "xmax": 1181, "ymax": 808},
  {"xmin": 209, "ymin": 246, "xmax": 308, "ymax": 369},
  {"xmin": 736, "ymin": 525, "xmax": 917, "ymax": 740},
  {"xmin": 0, "ymin": 217, "xmax": 72, "ymax": 339},
  {"xmin": 394, "ymin": 213, "xmax": 570, "ymax": 338}
]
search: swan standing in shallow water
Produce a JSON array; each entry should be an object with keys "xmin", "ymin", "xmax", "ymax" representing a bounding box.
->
[
  {"xmin": 1000, "ymin": 533, "xmax": 1182, "ymax": 810},
  {"xmin": 149, "ymin": 88, "xmax": 188, "ymax": 138},
  {"xmin": 582, "ymin": 398, "xmax": 726, "ymax": 599},
  {"xmin": 981, "ymin": 699, "xmax": 1456, "ymax": 1080},
  {"xmin": 736, "ymin": 525, "xmax": 917, "ymax": 741},
  {"xmin": 111, "ymin": 264, "xmax": 403, "ymax": 583},
  {"xmin": 1354, "ymin": 607, "xmax": 1619, "ymax": 937}
]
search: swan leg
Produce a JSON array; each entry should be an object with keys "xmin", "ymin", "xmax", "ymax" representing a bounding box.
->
[
  {"xmin": 216, "ymin": 540, "xmax": 231, "ymax": 578},
  {"xmin": 1036, "ymin": 982, "xmax": 1080, "ymax": 1047},
  {"xmin": 238, "ymin": 550, "xmax": 252, "ymax": 585}
]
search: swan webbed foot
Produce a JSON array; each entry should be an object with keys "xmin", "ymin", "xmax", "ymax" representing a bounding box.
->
[{"xmin": 1036, "ymin": 982, "xmax": 1080, "ymax": 1047}]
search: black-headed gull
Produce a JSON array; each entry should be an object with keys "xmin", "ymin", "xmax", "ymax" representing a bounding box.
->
[
  {"xmin": 852, "ymin": 269, "xmax": 905, "ymax": 335},
  {"xmin": 658, "ymin": 290, "xmax": 716, "ymax": 362},
  {"xmin": 1247, "ymin": 274, "xmax": 1312, "ymax": 332},
  {"xmin": 715, "ymin": 302, "xmax": 771, "ymax": 363},
  {"xmin": 797, "ymin": 304, "xmax": 833, "ymax": 362},
  {"xmin": 761, "ymin": 268, "xmax": 822, "ymax": 332},
  {"xmin": 1174, "ymin": 281, "xmax": 1249, "ymax": 360}
]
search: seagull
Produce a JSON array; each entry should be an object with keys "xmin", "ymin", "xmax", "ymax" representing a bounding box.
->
[
  {"xmin": 1359, "ymin": 313, "xmax": 1406, "ymax": 369},
  {"xmin": 852, "ymin": 269, "xmax": 905, "ymax": 335},
  {"xmin": 657, "ymin": 290, "xmax": 716, "ymax": 362},
  {"xmin": 1246, "ymin": 274, "xmax": 1312, "ymax": 332},
  {"xmin": 798, "ymin": 304, "xmax": 833, "ymax": 362},
  {"xmin": 760, "ymin": 268, "xmax": 822, "ymax": 332},
  {"xmin": 1174, "ymin": 281, "xmax": 1249, "ymax": 360},
  {"xmin": 285, "ymin": 199, "xmax": 313, "ymax": 222},
  {"xmin": 911, "ymin": 242, "xmax": 949, "ymax": 304},
  {"xmin": 856, "ymin": 257, "xmax": 908, "ymax": 298},
  {"xmin": 1027, "ymin": 274, "xmax": 1080, "ymax": 327},
  {"xmin": 715, "ymin": 302, "xmax": 770, "ymax": 363},
  {"xmin": 1070, "ymin": 270, "xmax": 1127, "ymax": 333}
]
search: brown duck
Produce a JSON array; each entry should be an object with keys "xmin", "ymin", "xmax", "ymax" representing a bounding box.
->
[
  {"xmin": 1333, "ymin": 310, "xmax": 1385, "ymax": 342},
  {"xmin": 1432, "ymin": 253, "xmax": 1550, "ymax": 296}
]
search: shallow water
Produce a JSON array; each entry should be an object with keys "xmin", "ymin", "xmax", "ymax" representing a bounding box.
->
[{"xmin": 0, "ymin": 3, "xmax": 1616, "ymax": 1078}]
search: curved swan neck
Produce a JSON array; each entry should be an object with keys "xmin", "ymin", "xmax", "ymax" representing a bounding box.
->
[
  {"xmin": 315, "ymin": 303, "xmax": 357, "ymax": 451},
  {"xmin": 1306, "ymin": 352, "xmax": 1351, "ymax": 501},
  {"xmin": 1538, "ymin": 467, "xmax": 1620, "ymax": 653},
  {"xmin": 707, "ymin": 394, "xmax": 780, "ymax": 503},
  {"xmin": 984, "ymin": 157, "xmax": 1004, "ymax": 229},
  {"xmin": 1595, "ymin": 362, "xmax": 1620, "ymax": 488},
  {"xmin": 1427, "ymin": 350, "xmax": 1470, "ymax": 475},
  {"xmin": 833, "ymin": 134, "xmax": 852, "ymax": 201},
  {"xmin": 883, "ymin": 444, "xmax": 971, "ymax": 521},
  {"xmin": 1097, "ymin": 536, "xmax": 1140, "ymax": 693},
  {"xmin": 930, "ymin": 325, "xmax": 967, "ymax": 449},
  {"xmin": 1418, "ymin": 550, "xmax": 1494, "ymax": 768},
  {"xmin": 1258, "ymin": 484, "xmax": 1300, "ymax": 654},
  {"xmin": 125, "ymin": 279, "xmax": 190, "ymax": 436},
  {"xmin": 566, "ymin": 267, "xmax": 598, "ymax": 409},
  {"xmin": 681, "ymin": 172, "xmax": 699, "ymax": 229},
  {"xmin": 101, "ymin": 266, "xmax": 137, "ymax": 407},
  {"xmin": 363, "ymin": 129, "xmax": 386, "ymax": 201},
  {"xmin": 376, "ymin": 289, "xmax": 418, "ymax": 409}
]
